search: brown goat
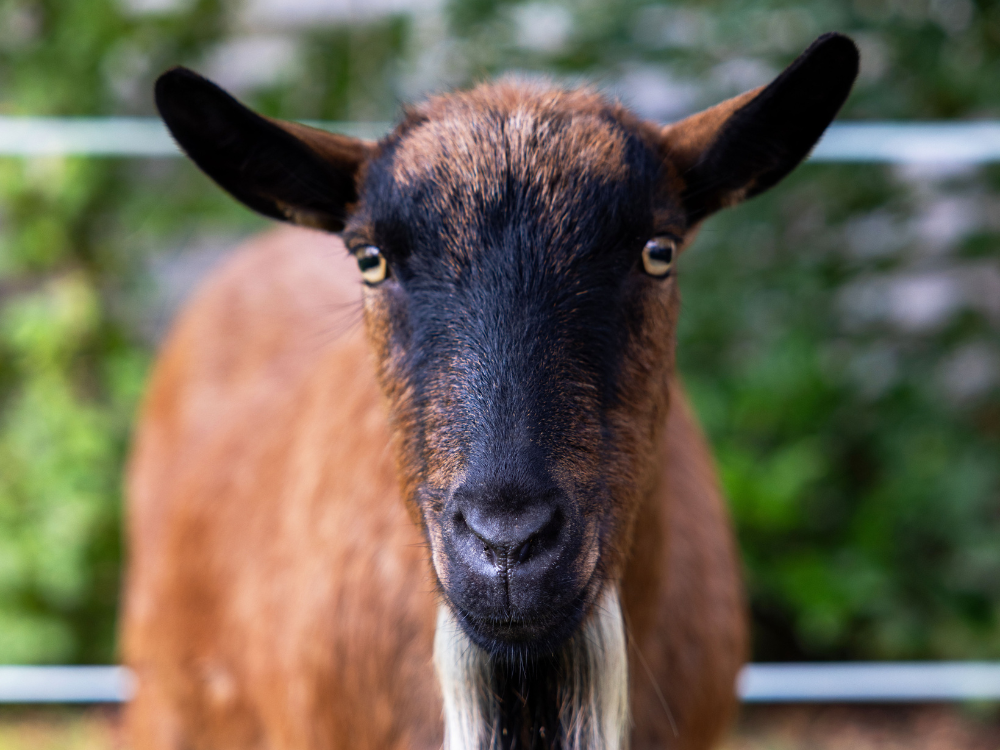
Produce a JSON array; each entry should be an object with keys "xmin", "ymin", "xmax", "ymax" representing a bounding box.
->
[{"xmin": 123, "ymin": 33, "xmax": 858, "ymax": 750}]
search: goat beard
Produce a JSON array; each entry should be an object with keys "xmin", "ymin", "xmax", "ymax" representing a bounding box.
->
[{"xmin": 434, "ymin": 587, "xmax": 629, "ymax": 750}]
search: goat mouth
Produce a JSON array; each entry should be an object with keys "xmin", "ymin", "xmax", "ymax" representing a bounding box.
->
[{"xmin": 450, "ymin": 586, "xmax": 593, "ymax": 661}]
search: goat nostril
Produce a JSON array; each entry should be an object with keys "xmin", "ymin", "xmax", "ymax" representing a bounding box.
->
[
  {"xmin": 516, "ymin": 539, "xmax": 532, "ymax": 564},
  {"xmin": 483, "ymin": 543, "xmax": 496, "ymax": 566}
]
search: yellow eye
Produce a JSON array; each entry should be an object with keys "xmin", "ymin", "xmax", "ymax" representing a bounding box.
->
[
  {"xmin": 355, "ymin": 245, "xmax": 387, "ymax": 284},
  {"xmin": 642, "ymin": 237, "xmax": 675, "ymax": 277}
]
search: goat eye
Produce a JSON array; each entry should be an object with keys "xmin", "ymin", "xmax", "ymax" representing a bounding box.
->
[
  {"xmin": 355, "ymin": 246, "xmax": 387, "ymax": 284},
  {"xmin": 642, "ymin": 237, "xmax": 675, "ymax": 277}
]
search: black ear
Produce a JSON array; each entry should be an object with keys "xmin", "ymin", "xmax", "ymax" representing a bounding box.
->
[
  {"xmin": 662, "ymin": 33, "xmax": 859, "ymax": 224},
  {"xmin": 155, "ymin": 67, "xmax": 373, "ymax": 232}
]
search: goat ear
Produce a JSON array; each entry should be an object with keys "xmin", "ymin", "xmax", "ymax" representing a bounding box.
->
[
  {"xmin": 662, "ymin": 32, "xmax": 859, "ymax": 225},
  {"xmin": 155, "ymin": 67, "xmax": 372, "ymax": 232}
]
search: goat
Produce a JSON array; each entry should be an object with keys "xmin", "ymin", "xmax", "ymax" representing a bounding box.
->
[{"xmin": 123, "ymin": 33, "xmax": 858, "ymax": 750}]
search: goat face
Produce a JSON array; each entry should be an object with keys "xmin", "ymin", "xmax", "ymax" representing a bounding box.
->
[
  {"xmin": 345, "ymin": 87, "xmax": 679, "ymax": 657},
  {"xmin": 154, "ymin": 33, "xmax": 858, "ymax": 661}
]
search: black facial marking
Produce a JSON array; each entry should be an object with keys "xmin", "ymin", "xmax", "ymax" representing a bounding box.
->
[
  {"xmin": 361, "ymin": 113, "xmax": 663, "ymax": 416},
  {"xmin": 353, "ymin": 102, "xmax": 673, "ymax": 655}
]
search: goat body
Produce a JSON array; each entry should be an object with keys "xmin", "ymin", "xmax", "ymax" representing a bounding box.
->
[{"xmin": 123, "ymin": 33, "xmax": 859, "ymax": 750}]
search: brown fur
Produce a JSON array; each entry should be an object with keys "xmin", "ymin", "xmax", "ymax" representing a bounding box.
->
[
  {"xmin": 391, "ymin": 82, "xmax": 632, "ymax": 190},
  {"xmin": 124, "ymin": 225, "xmax": 745, "ymax": 750},
  {"xmin": 659, "ymin": 88, "xmax": 759, "ymax": 178}
]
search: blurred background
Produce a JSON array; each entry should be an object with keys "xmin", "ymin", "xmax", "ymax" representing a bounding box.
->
[{"xmin": 0, "ymin": 0, "xmax": 998, "ymax": 679}]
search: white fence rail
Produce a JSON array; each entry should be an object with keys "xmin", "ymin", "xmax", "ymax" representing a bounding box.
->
[
  {"xmin": 0, "ymin": 666, "xmax": 132, "ymax": 703},
  {"xmin": 811, "ymin": 122, "xmax": 1000, "ymax": 163},
  {"xmin": 3, "ymin": 663, "xmax": 1000, "ymax": 703},
  {"xmin": 0, "ymin": 117, "xmax": 387, "ymax": 156},
  {"xmin": 738, "ymin": 662, "xmax": 1000, "ymax": 703},
  {"xmin": 0, "ymin": 118, "xmax": 999, "ymax": 162}
]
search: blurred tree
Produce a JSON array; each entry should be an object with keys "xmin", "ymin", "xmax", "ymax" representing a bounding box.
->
[{"xmin": 0, "ymin": 0, "xmax": 236, "ymax": 664}]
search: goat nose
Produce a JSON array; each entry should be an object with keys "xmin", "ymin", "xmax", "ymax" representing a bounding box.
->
[{"xmin": 460, "ymin": 503, "xmax": 557, "ymax": 570}]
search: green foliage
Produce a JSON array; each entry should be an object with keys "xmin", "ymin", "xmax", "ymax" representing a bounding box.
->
[
  {"xmin": 0, "ymin": 0, "xmax": 998, "ymax": 664},
  {"xmin": 678, "ymin": 167, "xmax": 1000, "ymax": 660},
  {"xmin": 0, "ymin": 154, "xmax": 139, "ymax": 663},
  {"xmin": 0, "ymin": 0, "xmax": 233, "ymax": 663}
]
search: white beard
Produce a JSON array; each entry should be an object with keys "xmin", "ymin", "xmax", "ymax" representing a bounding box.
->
[{"xmin": 434, "ymin": 587, "xmax": 629, "ymax": 750}]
